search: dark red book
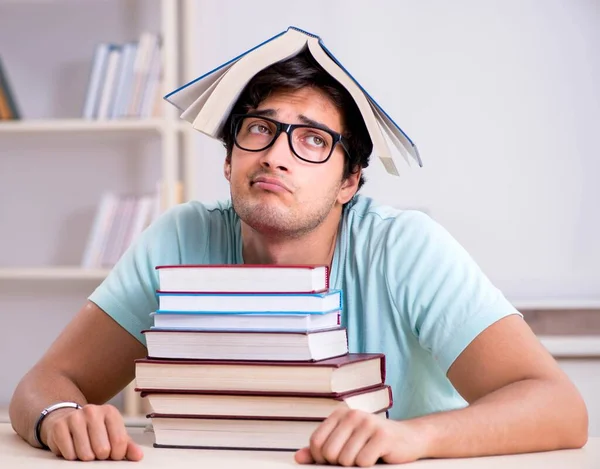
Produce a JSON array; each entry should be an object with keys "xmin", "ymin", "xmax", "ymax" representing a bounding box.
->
[
  {"xmin": 148, "ymin": 409, "xmax": 389, "ymax": 451},
  {"xmin": 138, "ymin": 384, "xmax": 392, "ymax": 419},
  {"xmin": 155, "ymin": 264, "xmax": 329, "ymax": 293},
  {"xmin": 135, "ymin": 353, "xmax": 385, "ymax": 395}
]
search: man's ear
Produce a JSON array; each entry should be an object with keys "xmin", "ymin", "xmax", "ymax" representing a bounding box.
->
[
  {"xmin": 337, "ymin": 168, "xmax": 361, "ymax": 205},
  {"xmin": 224, "ymin": 157, "xmax": 231, "ymax": 182}
]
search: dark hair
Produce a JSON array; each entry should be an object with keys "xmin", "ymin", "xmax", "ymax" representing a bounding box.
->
[{"xmin": 219, "ymin": 48, "xmax": 372, "ymax": 191}]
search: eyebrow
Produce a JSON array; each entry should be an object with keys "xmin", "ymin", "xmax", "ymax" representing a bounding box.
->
[{"xmin": 252, "ymin": 108, "xmax": 338, "ymax": 134}]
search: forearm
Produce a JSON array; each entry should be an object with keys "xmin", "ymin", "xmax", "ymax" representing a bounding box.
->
[
  {"xmin": 9, "ymin": 367, "xmax": 88, "ymax": 447},
  {"xmin": 409, "ymin": 377, "xmax": 588, "ymax": 458}
]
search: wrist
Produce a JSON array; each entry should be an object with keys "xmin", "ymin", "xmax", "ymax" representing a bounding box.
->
[
  {"xmin": 402, "ymin": 416, "xmax": 440, "ymax": 459},
  {"xmin": 35, "ymin": 402, "xmax": 83, "ymax": 449}
]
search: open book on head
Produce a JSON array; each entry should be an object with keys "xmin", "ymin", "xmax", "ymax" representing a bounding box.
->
[{"xmin": 164, "ymin": 26, "xmax": 422, "ymax": 176}]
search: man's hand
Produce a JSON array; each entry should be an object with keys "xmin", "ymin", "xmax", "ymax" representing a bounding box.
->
[
  {"xmin": 40, "ymin": 404, "xmax": 143, "ymax": 462},
  {"xmin": 294, "ymin": 408, "xmax": 427, "ymax": 467}
]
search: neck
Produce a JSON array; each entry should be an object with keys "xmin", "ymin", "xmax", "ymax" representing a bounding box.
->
[{"xmin": 241, "ymin": 209, "xmax": 342, "ymax": 269}]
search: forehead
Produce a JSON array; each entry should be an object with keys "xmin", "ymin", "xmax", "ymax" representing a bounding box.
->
[{"xmin": 253, "ymin": 87, "xmax": 344, "ymax": 131}]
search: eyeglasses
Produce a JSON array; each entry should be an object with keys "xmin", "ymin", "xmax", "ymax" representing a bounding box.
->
[{"xmin": 231, "ymin": 113, "xmax": 349, "ymax": 164}]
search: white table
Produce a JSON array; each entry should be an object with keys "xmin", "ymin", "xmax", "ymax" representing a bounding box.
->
[{"xmin": 1, "ymin": 423, "xmax": 599, "ymax": 468}]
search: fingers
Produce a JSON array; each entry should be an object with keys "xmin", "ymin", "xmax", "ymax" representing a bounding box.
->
[
  {"xmin": 125, "ymin": 439, "xmax": 144, "ymax": 462},
  {"xmin": 47, "ymin": 419, "xmax": 76, "ymax": 461},
  {"xmin": 319, "ymin": 412, "xmax": 360, "ymax": 464},
  {"xmin": 43, "ymin": 404, "xmax": 143, "ymax": 462},
  {"xmin": 294, "ymin": 447, "xmax": 315, "ymax": 464},
  {"xmin": 336, "ymin": 418, "xmax": 377, "ymax": 467},
  {"xmin": 305, "ymin": 409, "xmax": 389, "ymax": 467},
  {"xmin": 104, "ymin": 406, "xmax": 129, "ymax": 460},
  {"xmin": 307, "ymin": 408, "xmax": 346, "ymax": 464},
  {"xmin": 69, "ymin": 410, "xmax": 96, "ymax": 461},
  {"xmin": 354, "ymin": 430, "xmax": 389, "ymax": 467}
]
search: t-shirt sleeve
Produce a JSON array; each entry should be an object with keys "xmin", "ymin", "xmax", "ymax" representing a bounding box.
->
[
  {"xmin": 386, "ymin": 211, "xmax": 522, "ymax": 374},
  {"xmin": 87, "ymin": 204, "xmax": 192, "ymax": 345}
]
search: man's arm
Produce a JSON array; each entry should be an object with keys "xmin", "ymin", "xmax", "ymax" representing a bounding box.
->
[
  {"xmin": 412, "ymin": 314, "xmax": 588, "ymax": 456},
  {"xmin": 295, "ymin": 315, "xmax": 588, "ymax": 466},
  {"xmin": 9, "ymin": 300, "xmax": 147, "ymax": 461}
]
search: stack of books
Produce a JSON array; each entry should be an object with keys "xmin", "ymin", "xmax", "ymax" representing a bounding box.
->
[{"xmin": 135, "ymin": 264, "xmax": 392, "ymax": 451}]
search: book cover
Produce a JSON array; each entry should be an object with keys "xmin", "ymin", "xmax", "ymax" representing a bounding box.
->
[
  {"xmin": 155, "ymin": 263, "xmax": 329, "ymax": 294},
  {"xmin": 155, "ymin": 289, "xmax": 343, "ymax": 314},
  {"xmin": 163, "ymin": 26, "xmax": 421, "ymax": 176}
]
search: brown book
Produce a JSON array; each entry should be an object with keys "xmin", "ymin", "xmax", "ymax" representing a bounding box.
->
[
  {"xmin": 135, "ymin": 353, "xmax": 385, "ymax": 395},
  {"xmin": 148, "ymin": 411, "xmax": 389, "ymax": 451},
  {"xmin": 138, "ymin": 384, "xmax": 392, "ymax": 419},
  {"xmin": 0, "ymin": 84, "xmax": 11, "ymax": 120},
  {"xmin": 143, "ymin": 327, "xmax": 348, "ymax": 362}
]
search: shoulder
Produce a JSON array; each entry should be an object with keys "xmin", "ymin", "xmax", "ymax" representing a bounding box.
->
[
  {"xmin": 343, "ymin": 195, "xmax": 474, "ymax": 276},
  {"xmin": 343, "ymin": 194, "xmax": 439, "ymax": 245}
]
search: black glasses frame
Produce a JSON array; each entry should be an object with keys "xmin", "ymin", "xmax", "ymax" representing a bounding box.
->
[{"xmin": 231, "ymin": 113, "xmax": 349, "ymax": 164}]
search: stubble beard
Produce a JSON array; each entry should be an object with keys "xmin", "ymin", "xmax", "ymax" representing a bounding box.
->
[{"xmin": 231, "ymin": 188, "xmax": 340, "ymax": 240}]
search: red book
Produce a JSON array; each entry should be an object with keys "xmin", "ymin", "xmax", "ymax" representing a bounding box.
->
[
  {"xmin": 155, "ymin": 264, "xmax": 329, "ymax": 293},
  {"xmin": 135, "ymin": 353, "xmax": 385, "ymax": 395},
  {"xmin": 138, "ymin": 384, "xmax": 392, "ymax": 419},
  {"xmin": 148, "ymin": 410, "xmax": 389, "ymax": 451}
]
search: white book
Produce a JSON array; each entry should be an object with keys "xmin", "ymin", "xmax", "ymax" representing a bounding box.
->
[
  {"xmin": 143, "ymin": 327, "xmax": 348, "ymax": 362},
  {"xmin": 151, "ymin": 309, "xmax": 340, "ymax": 331},
  {"xmin": 82, "ymin": 43, "xmax": 110, "ymax": 119},
  {"xmin": 96, "ymin": 45, "xmax": 122, "ymax": 119},
  {"xmin": 164, "ymin": 26, "xmax": 422, "ymax": 176},
  {"xmin": 156, "ymin": 264, "xmax": 329, "ymax": 293},
  {"xmin": 156, "ymin": 290, "xmax": 342, "ymax": 314}
]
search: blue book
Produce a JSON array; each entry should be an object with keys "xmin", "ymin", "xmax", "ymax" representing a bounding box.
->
[
  {"xmin": 156, "ymin": 289, "xmax": 343, "ymax": 314},
  {"xmin": 163, "ymin": 26, "xmax": 421, "ymax": 176}
]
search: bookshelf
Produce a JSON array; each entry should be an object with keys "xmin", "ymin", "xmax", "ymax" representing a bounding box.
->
[
  {"xmin": 0, "ymin": 0, "xmax": 200, "ymax": 417},
  {"xmin": 0, "ymin": 267, "xmax": 110, "ymax": 281},
  {"xmin": 0, "ymin": 119, "xmax": 190, "ymax": 134}
]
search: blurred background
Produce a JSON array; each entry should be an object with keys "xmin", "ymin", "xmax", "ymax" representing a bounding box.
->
[{"xmin": 0, "ymin": 0, "xmax": 598, "ymax": 434}]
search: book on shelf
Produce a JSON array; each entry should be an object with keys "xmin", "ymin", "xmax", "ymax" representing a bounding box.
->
[
  {"xmin": 156, "ymin": 289, "xmax": 342, "ymax": 314},
  {"xmin": 135, "ymin": 353, "xmax": 386, "ymax": 395},
  {"xmin": 155, "ymin": 263, "xmax": 329, "ymax": 293},
  {"xmin": 81, "ymin": 190, "xmax": 160, "ymax": 269},
  {"xmin": 139, "ymin": 384, "xmax": 392, "ymax": 419},
  {"xmin": 143, "ymin": 327, "xmax": 349, "ymax": 361},
  {"xmin": 82, "ymin": 32, "xmax": 163, "ymax": 120},
  {"xmin": 0, "ymin": 56, "xmax": 21, "ymax": 120},
  {"xmin": 164, "ymin": 25, "xmax": 422, "ymax": 176},
  {"xmin": 150, "ymin": 309, "xmax": 340, "ymax": 331},
  {"xmin": 149, "ymin": 411, "xmax": 389, "ymax": 451}
]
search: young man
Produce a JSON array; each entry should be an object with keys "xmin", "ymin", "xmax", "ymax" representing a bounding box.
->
[{"xmin": 10, "ymin": 51, "xmax": 588, "ymax": 466}]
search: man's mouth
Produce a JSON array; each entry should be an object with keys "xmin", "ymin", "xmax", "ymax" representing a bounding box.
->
[{"xmin": 251, "ymin": 176, "xmax": 291, "ymax": 193}]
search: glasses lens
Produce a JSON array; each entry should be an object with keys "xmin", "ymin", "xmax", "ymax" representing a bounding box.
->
[
  {"xmin": 234, "ymin": 115, "xmax": 336, "ymax": 163},
  {"xmin": 290, "ymin": 127, "xmax": 334, "ymax": 162},
  {"xmin": 235, "ymin": 116, "xmax": 278, "ymax": 151}
]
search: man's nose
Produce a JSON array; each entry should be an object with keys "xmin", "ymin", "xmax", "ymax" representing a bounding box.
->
[{"xmin": 259, "ymin": 131, "xmax": 294, "ymax": 171}]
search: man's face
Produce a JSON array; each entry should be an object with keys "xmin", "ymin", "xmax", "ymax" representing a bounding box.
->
[{"xmin": 224, "ymin": 87, "xmax": 359, "ymax": 238}]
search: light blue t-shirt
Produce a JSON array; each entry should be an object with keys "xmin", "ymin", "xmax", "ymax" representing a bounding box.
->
[{"xmin": 89, "ymin": 194, "xmax": 520, "ymax": 420}]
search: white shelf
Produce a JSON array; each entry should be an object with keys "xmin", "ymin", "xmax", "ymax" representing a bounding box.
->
[
  {"xmin": 539, "ymin": 336, "xmax": 600, "ymax": 358},
  {"xmin": 0, "ymin": 267, "xmax": 110, "ymax": 281},
  {"xmin": 0, "ymin": 119, "xmax": 173, "ymax": 134},
  {"xmin": 513, "ymin": 300, "xmax": 600, "ymax": 310}
]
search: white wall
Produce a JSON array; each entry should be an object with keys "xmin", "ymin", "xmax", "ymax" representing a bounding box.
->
[
  {"xmin": 0, "ymin": 0, "xmax": 163, "ymax": 405},
  {"xmin": 186, "ymin": 0, "xmax": 600, "ymax": 303},
  {"xmin": 0, "ymin": 0, "xmax": 598, "ymax": 412}
]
